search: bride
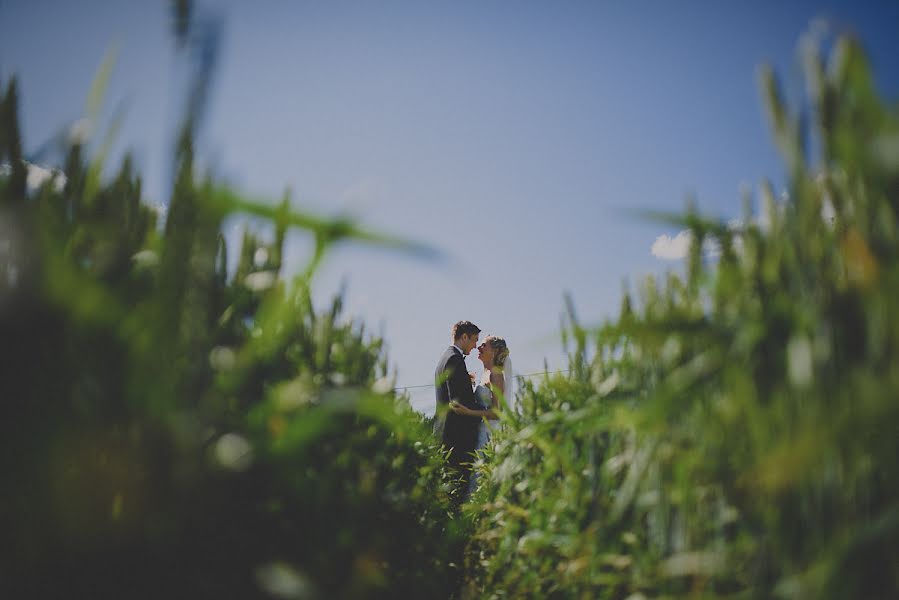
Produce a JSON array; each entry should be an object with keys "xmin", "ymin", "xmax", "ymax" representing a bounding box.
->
[{"xmin": 449, "ymin": 335, "xmax": 512, "ymax": 495}]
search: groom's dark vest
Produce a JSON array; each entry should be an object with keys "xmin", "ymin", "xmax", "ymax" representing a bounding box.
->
[{"xmin": 434, "ymin": 346, "xmax": 480, "ymax": 460}]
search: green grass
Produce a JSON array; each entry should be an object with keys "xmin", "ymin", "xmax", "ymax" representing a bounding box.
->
[
  {"xmin": 464, "ymin": 32, "xmax": 899, "ymax": 600},
  {"xmin": 2, "ymin": 9, "xmax": 896, "ymax": 599},
  {"xmin": 0, "ymin": 8, "xmax": 459, "ymax": 598}
]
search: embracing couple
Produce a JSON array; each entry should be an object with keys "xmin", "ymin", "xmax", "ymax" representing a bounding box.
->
[{"xmin": 433, "ymin": 320, "xmax": 512, "ymax": 508}]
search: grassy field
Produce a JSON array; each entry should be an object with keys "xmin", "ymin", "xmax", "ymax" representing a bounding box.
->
[
  {"xmin": 1, "ymin": 6, "xmax": 897, "ymax": 599},
  {"xmin": 463, "ymin": 31, "xmax": 899, "ymax": 600}
]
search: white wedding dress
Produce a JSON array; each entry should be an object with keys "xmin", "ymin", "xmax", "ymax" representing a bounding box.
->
[{"xmin": 467, "ymin": 361, "xmax": 513, "ymax": 496}]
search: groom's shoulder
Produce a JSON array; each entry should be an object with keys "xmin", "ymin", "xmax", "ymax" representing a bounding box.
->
[{"xmin": 437, "ymin": 346, "xmax": 461, "ymax": 365}]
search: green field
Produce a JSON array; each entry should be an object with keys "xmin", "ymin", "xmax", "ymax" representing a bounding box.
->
[{"xmin": 1, "ymin": 9, "xmax": 896, "ymax": 599}]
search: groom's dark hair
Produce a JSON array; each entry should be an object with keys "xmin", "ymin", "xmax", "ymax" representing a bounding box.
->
[{"xmin": 452, "ymin": 320, "xmax": 481, "ymax": 341}]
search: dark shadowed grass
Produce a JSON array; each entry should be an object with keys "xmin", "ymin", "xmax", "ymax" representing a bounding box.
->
[{"xmin": 0, "ymin": 4, "xmax": 460, "ymax": 598}]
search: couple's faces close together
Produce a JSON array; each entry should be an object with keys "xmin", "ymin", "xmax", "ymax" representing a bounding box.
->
[{"xmin": 459, "ymin": 333, "xmax": 496, "ymax": 365}]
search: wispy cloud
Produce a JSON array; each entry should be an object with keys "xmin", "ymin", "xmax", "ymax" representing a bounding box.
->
[
  {"xmin": 651, "ymin": 204, "xmax": 828, "ymax": 264},
  {"xmin": 0, "ymin": 161, "xmax": 67, "ymax": 192},
  {"xmin": 651, "ymin": 230, "xmax": 692, "ymax": 260},
  {"xmin": 650, "ymin": 185, "xmax": 794, "ymax": 262},
  {"xmin": 651, "ymin": 220, "xmax": 747, "ymax": 261},
  {"xmin": 26, "ymin": 162, "xmax": 66, "ymax": 192}
]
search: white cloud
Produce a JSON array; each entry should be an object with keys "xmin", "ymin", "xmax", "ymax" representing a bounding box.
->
[
  {"xmin": 652, "ymin": 215, "xmax": 776, "ymax": 262},
  {"xmin": 651, "ymin": 220, "xmax": 747, "ymax": 262},
  {"xmin": 0, "ymin": 161, "xmax": 67, "ymax": 192},
  {"xmin": 651, "ymin": 230, "xmax": 692, "ymax": 260},
  {"xmin": 26, "ymin": 162, "xmax": 66, "ymax": 192}
]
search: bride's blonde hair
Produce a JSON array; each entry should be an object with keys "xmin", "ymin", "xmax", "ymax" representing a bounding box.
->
[{"xmin": 486, "ymin": 336, "xmax": 509, "ymax": 368}]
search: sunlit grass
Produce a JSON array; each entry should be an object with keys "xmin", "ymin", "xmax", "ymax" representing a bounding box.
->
[{"xmin": 466, "ymin": 31, "xmax": 899, "ymax": 600}]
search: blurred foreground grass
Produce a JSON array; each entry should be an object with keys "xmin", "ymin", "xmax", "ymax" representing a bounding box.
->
[
  {"xmin": 465, "ymin": 30, "xmax": 899, "ymax": 600},
  {"xmin": 3, "ymin": 6, "xmax": 897, "ymax": 600},
  {"xmin": 0, "ymin": 6, "xmax": 461, "ymax": 598}
]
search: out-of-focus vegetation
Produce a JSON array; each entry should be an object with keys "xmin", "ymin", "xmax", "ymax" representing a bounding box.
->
[
  {"xmin": 5, "ymin": 5, "xmax": 897, "ymax": 598},
  {"xmin": 0, "ymin": 5, "xmax": 459, "ymax": 599},
  {"xmin": 465, "ymin": 33, "xmax": 899, "ymax": 599}
]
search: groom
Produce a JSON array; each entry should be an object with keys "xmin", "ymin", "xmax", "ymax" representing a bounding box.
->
[{"xmin": 434, "ymin": 320, "xmax": 482, "ymax": 507}]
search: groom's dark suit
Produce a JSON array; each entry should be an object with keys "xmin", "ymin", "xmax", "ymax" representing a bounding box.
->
[{"xmin": 434, "ymin": 346, "xmax": 481, "ymax": 499}]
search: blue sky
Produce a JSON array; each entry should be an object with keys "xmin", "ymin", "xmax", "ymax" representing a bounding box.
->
[{"xmin": 2, "ymin": 1, "xmax": 898, "ymax": 414}]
